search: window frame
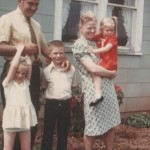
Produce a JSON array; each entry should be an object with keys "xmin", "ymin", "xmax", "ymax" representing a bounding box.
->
[{"xmin": 54, "ymin": 0, "xmax": 144, "ymax": 55}]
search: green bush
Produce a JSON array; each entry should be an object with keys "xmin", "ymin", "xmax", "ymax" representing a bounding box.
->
[
  {"xmin": 70, "ymin": 84, "xmax": 84, "ymax": 133},
  {"xmin": 125, "ymin": 114, "xmax": 150, "ymax": 128}
]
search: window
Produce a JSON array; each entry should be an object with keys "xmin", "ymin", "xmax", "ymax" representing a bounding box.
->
[
  {"xmin": 62, "ymin": 0, "xmax": 98, "ymax": 42},
  {"xmin": 54, "ymin": 0, "xmax": 144, "ymax": 55},
  {"xmin": 107, "ymin": 0, "xmax": 144, "ymax": 54}
]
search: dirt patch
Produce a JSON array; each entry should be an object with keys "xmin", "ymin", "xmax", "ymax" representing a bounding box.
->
[
  {"xmin": 35, "ymin": 119, "xmax": 150, "ymax": 150},
  {"xmin": 0, "ymin": 119, "xmax": 150, "ymax": 150}
]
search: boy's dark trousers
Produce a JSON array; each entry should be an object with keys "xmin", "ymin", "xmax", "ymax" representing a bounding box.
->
[
  {"xmin": 41, "ymin": 99, "xmax": 71, "ymax": 150},
  {"xmin": 0, "ymin": 61, "xmax": 40, "ymax": 150}
]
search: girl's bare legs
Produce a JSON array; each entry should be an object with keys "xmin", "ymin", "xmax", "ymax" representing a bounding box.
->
[
  {"xmin": 104, "ymin": 128, "xmax": 115, "ymax": 150},
  {"xmin": 83, "ymin": 135, "xmax": 95, "ymax": 150},
  {"xmin": 19, "ymin": 130, "xmax": 31, "ymax": 150},
  {"xmin": 3, "ymin": 131, "xmax": 16, "ymax": 150}
]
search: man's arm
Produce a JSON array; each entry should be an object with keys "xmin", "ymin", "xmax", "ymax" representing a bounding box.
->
[
  {"xmin": 81, "ymin": 57, "xmax": 116, "ymax": 79},
  {"xmin": 0, "ymin": 42, "xmax": 16, "ymax": 56},
  {"xmin": 41, "ymin": 45, "xmax": 50, "ymax": 59},
  {"xmin": 0, "ymin": 42, "xmax": 39, "ymax": 57}
]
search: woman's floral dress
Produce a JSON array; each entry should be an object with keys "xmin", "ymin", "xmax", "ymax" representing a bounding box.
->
[{"xmin": 72, "ymin": 36, "xmax": 121, "ymax": 136}]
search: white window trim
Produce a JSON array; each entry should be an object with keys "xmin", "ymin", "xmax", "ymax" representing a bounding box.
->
[
  {"xmin": 99, "ymin": 0, "xmax": 144, "ymax": 55},
  {"xmin": 54, "ymin": 0, "xmax": 63, "ymax": 40},
  {"xmin": 75, "ymin": 0, "xmax": 98, "ymax": 3},
  {"xmin": 54, "ymin": 0, "xmax": 144, "ymax": 55},
  {"xmin": 133, "ymin": 0, "xmax": 144, "ymax": 55}
]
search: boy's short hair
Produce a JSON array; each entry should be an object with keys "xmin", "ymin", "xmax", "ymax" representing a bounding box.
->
[{"xmin": 47, "ymin": 40, "xmax": 64, "ymax": 52}]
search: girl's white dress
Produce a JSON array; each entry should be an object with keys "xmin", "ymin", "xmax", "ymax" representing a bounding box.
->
[{"xmin": 2, "ymin": 80, "xmax": 37, "ymax": 131}]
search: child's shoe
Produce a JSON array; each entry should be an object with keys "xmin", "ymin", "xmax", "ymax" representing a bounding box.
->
[{"xmin": 89, "ymin": 96, "xmax": 104, "ymax": 107}]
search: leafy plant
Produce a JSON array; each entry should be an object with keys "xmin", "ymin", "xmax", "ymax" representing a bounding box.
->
[
  {"xmin": 70, "ymin": 84, "xmax": 84, "ymax": 133},
  {"xmin": 114, "ymin": 85, "xmax": 124, "ymax": 106},
  {"xmin": 126, "ymin": 114, "xmax": 150, "ymax": 128}
]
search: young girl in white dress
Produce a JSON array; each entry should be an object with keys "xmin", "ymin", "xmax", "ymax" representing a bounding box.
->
[{"xmin": 2, "ymin": 44, "xmax": 37, "ymax": 150}]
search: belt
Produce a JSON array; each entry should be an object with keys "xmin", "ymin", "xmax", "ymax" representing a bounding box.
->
[
  {"xmin": 45, "ymin": 98, "xmax": 70, "ymax": 107},
  {"xmin": 45, "ymin": 98, "xmax": 70, "ymax": 103}
]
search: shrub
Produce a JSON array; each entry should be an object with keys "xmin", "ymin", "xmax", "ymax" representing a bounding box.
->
[
  {"xmin": 70, "ymin": 84, "xmax": 84, "ymax": 133},
  {"xmin": 114, "ymin": 85, "xmax": 124, "ymax": 106},
  {"xmin": 126, "ymin": 114, "xmax": 150, "ymax": 128}
]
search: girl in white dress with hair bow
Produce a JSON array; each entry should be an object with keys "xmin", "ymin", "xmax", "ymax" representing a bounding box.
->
[{"xmin": 2, "ymin": 44, "xmax": 37, "ymax": 150}]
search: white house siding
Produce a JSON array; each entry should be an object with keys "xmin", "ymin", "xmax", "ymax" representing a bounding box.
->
[{"xmin": 114, "ymin": 0, "xmax": 150, "ymax": 113}]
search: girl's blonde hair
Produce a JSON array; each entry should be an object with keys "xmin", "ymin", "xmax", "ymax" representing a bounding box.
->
[
  {"xmin": 100, "ymin": 16, "xmax": 118, "ymax": 36},
  {"xmin": 20, "ymin": 56, "xmax": 30, "ymax": 67},
  {"xmin": 19, "ymin": 60, "xmax": 29, "ymax": 68},
  {"xmin": 79, "ymin": 11, "xmax": 97, "ymax": 28},
  {"xmin": 5, "ymin": 57, "xmax": 29, "ymax": 77}
]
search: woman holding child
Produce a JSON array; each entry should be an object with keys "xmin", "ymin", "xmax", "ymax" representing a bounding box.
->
[{"xmin": 72, "ymin": 11, "xmax": 121, "ymax": 150}]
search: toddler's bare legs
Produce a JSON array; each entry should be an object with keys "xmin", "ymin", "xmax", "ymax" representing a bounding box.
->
[
  {"xmin": 93, "ymin": 75, "xmax": 102, "ymax": 99},
  {"xmin": 90, "ymin": 74, "xmax": 104, "ymax": 106}
]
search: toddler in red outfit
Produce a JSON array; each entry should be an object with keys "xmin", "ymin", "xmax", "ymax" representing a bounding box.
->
[{"xmin": 90, "ymin": 16, "xmax": 118, "ymax": 106}]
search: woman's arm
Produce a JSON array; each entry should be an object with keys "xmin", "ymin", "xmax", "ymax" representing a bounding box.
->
[
  {"xmin": 0, "ymin": 42, "xmax": 38, "ymax": 56},
  {"xmin": 0, "ymin": 42, "xmax": 17, "ymax": 56},
  {"xmin": 81, "ymin": 57, "xmax": 116, "ymax": 79},
  {"xmin": 3, "ymin": 44, "xmax": 24, "ymax": 84}
]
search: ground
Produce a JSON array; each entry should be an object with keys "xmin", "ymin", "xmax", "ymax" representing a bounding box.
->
[
  {"xmin": 33, "ymin": 119, "xmax": 150, "ymax": 150},
  {"xmin": 0, "ymin": 119, "xmax": 150, "ymax": 150}
]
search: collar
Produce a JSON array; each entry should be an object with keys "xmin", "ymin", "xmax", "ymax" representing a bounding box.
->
[
  {"xmin": 48, "ymin": 62, "xmax": 63, "ymax": 72},
  {"xmin": 80, "ymin": 34, "xmax": 96, "ymax": 48},
  {"xmin": 80, "ymin": 34, "xmax": 93, "ymax": 44},
  {"xmin": 16, "ymin": 7, "xmax": 32, "ymax": 23},
  {"xmin": 80, "ymin": 34, "xmax": 87, "ymax": 41}
]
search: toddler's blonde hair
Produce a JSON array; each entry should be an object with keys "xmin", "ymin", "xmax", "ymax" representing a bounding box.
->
[{"xmin": 100, "ymin": 16, "xmax": 118, "ymax": 36}]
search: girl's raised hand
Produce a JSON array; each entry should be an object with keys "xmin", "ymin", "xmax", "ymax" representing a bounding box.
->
[{"xmin": 15, "ymin": 43, "xmax": 25, "ymax": 52}]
